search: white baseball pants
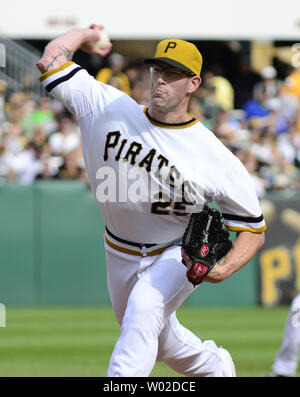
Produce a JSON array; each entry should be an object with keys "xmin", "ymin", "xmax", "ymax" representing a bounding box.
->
[
  {"xmin": 104, "ymin": 240, "xmax": 232, "ymax": 377},
  {"xmin": 272, "ymin": 294, "xmax": 300, "ymax": 377}
]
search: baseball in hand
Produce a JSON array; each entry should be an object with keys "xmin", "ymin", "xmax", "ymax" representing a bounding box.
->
[{"xmin": 96, "ymin": 31, "xmax": 111, "ymax": 49}]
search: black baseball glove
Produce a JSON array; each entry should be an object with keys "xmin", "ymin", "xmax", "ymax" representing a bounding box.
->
[{"xmin": 182, "ymin": 205, "xmax": 232, "ymax": 286}]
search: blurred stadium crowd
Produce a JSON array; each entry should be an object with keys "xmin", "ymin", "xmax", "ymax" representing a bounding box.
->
[{"xmin": 1, "ymin": 51, "xmax": 300, "ymax": 198}]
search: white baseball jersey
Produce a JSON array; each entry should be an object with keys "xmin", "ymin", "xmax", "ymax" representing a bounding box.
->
[{"xmin": 39, "ymin": 62, "xmax": 266, "ymax": 245}]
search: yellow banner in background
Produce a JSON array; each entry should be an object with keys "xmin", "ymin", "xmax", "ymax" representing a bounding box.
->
[{"xmin": 259, "ymin": 198, "xmax": 300, "ymax": 306}]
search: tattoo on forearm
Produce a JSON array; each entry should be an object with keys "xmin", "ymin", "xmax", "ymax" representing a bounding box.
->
[{"xmin": 45, "ymin": 46, "xmax": 73, "ymax": 71}]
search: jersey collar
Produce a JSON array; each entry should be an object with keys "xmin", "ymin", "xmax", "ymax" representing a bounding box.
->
[{"xmin": 144, "ymin": 107, "xmax": 198, "ymax": 129}]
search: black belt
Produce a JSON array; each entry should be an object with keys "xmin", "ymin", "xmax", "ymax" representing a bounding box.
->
[{"xmin": 105, "ymin": 227, "xmax": 158, "ymax": 249}]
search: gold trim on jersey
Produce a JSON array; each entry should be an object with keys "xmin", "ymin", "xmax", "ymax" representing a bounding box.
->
[
  {"xmin": 144, "ymin": 107, "xmax": 198, "ymax": 129},
  {"xmin": 225, "ymin": 225, "xmax": 267, "ymax": 233},
  {"xmin": 105, "ymin": 236, "xmax": 169, "ymax": 257},
  {"xmin": 39, "ymin": 62, "xmax": 76, "ymax": 82}
]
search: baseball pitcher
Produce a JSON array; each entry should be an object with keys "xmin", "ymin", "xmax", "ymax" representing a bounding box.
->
[{"xmin": 37, "ymin": 25, "xmax": 266, "ymax": 377}]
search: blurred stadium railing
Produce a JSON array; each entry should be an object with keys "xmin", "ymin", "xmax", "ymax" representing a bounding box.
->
[{"xmin": 0, "ymin": 34, "xmax": 46, "ymax": 99}]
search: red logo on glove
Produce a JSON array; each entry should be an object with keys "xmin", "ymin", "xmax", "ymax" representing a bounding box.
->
[
  {"xmin": 187, "ymin": 262, "xmax": 208, "ymax": 284},
  {"xmin": 200, "ymin": 244, "xmax": 209, "ymax": 257}
]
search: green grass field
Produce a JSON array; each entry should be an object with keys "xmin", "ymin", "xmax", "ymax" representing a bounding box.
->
[{"xmin": 0, "ymin": 306, "xmax": 298, "ymax": 377}]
